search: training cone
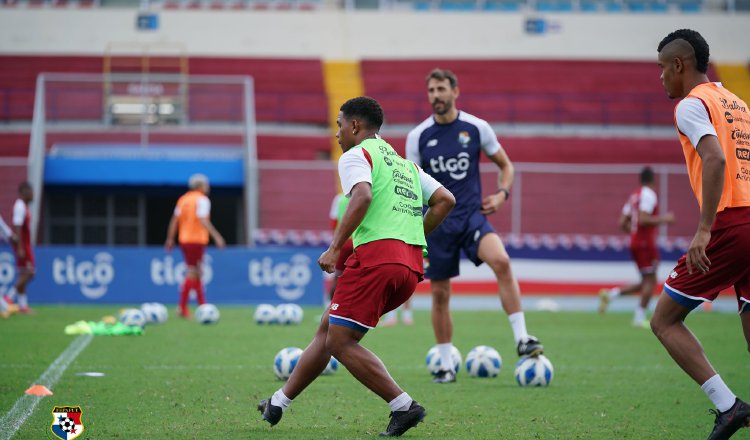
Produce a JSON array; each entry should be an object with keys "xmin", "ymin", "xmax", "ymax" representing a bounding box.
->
[{"xmin": 25, "ymin": 384, "xmax": 53, "ymax": 396}]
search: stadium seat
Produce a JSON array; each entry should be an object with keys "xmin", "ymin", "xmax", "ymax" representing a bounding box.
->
[{"xmin": 483, "ymin": 0, "xmax": 522, "ymax": 11}]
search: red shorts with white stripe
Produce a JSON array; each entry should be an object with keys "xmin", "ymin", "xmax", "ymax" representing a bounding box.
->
[
  {"xmin": 663, "ymin": 222, "xmax": 750, "ymax": 313},
  {"xmin": 630, "ymin": 241, "xmax": 659, "ymax": 273},
  {"xmin": 329, "ymin": 253, "xmax": 419, "ymax": 332},
  {"xmin": 14, "ymin": 244, "xmax": 34, "ymax": 271}
]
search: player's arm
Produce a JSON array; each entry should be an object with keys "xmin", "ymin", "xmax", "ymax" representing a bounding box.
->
[
  {"xmin": 165, "ymin": 214, "xmax": 178, "ymax": 251},
  {"xmin": 481, "ymin": 148, "xmax": 514, "ymax": 215},
  {"xmin": 417, "ymin": 164, "xmax": 455, "ymax": 235},
  {"xmin": 638, "ymin": 210, "xmax": 675, "ymax": 226},
  {"xmin": 198, "ymin": 217, "xmax": 226, "ymax": 249},
  {"xmin": 687, "ymin": 135, "xmax": 725, "ymax": 274},
  {"xmin": 12, "ymin": 200, "xmax": 25, "ymax": 256},
  {"xmin": 618, "ymin": 214, "xmax": 631, "ymax": 233},
  {"xmin": 319, "ymin": 182, "xmax": 371, "ymax": 273}
]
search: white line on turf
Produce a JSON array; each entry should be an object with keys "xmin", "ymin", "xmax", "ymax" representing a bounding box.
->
[{"xmin": 0, "ymin": 334, "xmax": 93, "ymax": 440}]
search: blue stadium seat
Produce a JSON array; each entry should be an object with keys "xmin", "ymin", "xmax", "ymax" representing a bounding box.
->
[
  {"xmin": 439, "ymin": 0, "xmax": 477, "ymax": 10},
  {"xmin": 579, "ymin": 0, "xmax": 599, "ymax": 11},
  {"xmin": 483, "ymin": 0, "xmax": 522, "ymax": 10},
  {"xmin": 604, "ymin": 1, "xmax": 624, "ymax": 11},
  {"xmin": 412, "ymin": 0, "xmax": 432, "ymax": 9},
  {"xmin": 536, "ymin": 0, "xmax": 573, "ymax": 11}
]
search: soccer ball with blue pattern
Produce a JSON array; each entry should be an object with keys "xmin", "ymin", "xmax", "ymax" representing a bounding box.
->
[
  {"xmin": 514, "ymin": 355, "xmax": 554, "ymax": 387},
  {"xmin": 141, "ymin": 302, "xmax": 168, "ymax": 325},
  {"xmin": 322, "ymin": 356, "xmax": 339, "ymax": 375},
  {"xmin": 119, "ymin": 308, "xmax": 146, "ymax": 327},
  {"xmin": 254, "ymin": 304, "xmax": 278, "ymax": 324},
  {"xmin": 425, "ymin": 345, "xmax": 462, "ymax": 375},
  {"xmin": 195, "ymin": 304, "xmax": 220, "ymax": 325},
  {"xmin": 276, "ymin": 303, "xmax": 304, "ymax": 325},
  {"xmin": 274, "ymin": 347, "xmax": 303, "ymax": 380},
  {"xmin": 465, "ymin": 345, "xmax": 502, "ymax": 378}
]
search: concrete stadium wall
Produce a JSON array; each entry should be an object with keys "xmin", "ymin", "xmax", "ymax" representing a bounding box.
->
[{"xmin": 0, "ymin": 10, "xmax": 747, "ymax": 62}]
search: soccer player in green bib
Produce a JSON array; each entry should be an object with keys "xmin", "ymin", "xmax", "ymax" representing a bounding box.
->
[{"xmin": 258, "ymin": 97, "xmax": 455, "ymax": 437}]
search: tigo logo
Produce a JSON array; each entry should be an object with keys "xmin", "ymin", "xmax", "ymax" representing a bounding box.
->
[
  {"xmin": 52, "ymin": 253, "xmax": 114, "ymax": 299},
  {"xmin": 248, "ymin": 254, "xmax": 312, "ymax": 301}
]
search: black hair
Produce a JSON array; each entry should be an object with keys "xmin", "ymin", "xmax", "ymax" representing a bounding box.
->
[
  {"xmin": 426, "ymin": 68, "xmax": 458, "ymax": 89},
  {"xmin": 340, "ymin": 96, "xmax": 384, "ymax": 131},
  {"xmin": 640, "ymin": 167, "xmax": 655, "ymax": 184},
  {"xmin": 18, "ymin": 181, "xmax": 31, "ymax": 193},
  {"xmin": 657, "ymin": 29, "xmax": 710, "ymax": 74}
]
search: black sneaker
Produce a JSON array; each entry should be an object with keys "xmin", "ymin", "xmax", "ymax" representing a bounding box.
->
[
  {"xmin": 432, "ymin": 369, "xmax": 456, "ymax": 384},
  {"xmin": 257, "ymin": 398, "xmax": 283, "ymax": 426},
  {"xmin": 517, "ymin": 336, "xmax": 544, "ymax": 357},
  {"xmin": 707, "ymin": 398, "xmax": 750, "ymax": 440},
  {"xmin": 379, "ymin": 401, "xmax": 426, "ymax": 437}
]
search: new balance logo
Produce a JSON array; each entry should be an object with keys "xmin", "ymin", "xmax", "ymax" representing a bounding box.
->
[
  {"xmin": 426, "ymin": 139, "xmax": 438, "ymax": 147},
  {"xmin": 670, "ymin": 271, "xmax": 678, "ymax": 279},
  {"xmin": 331, "ymin": 303, "xmax": 339, "ymax": 310}
]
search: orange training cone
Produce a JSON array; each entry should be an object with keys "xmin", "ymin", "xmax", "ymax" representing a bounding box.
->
[{"xmin": 25, "ymin": 385, "xmax": 53, "ymax": 396}]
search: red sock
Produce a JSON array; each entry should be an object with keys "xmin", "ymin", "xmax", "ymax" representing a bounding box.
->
[
  {"xmin": 195, "ymin": 279, "xmax": 206, "ymax": 305},
  {"xmin": 179, "ymin": 280, "xmax": 191, "ymax": 315}
]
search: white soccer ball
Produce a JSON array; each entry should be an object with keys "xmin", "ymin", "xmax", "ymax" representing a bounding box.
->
[
  {"xmin": 254, "ymin": 304, "xmax": 278, "ymax": 325},
  {"xmin": 195, "ymin": 304, "xmax": 220, "ymax": 325},
  {"xmin": 141, "ymin": 302, "xmax": 168, "ymax": 325},
  {"xmin": 276, "ymin": 303, "xmax": 304, "ymax": 325},
  {"xmin": 273, "ymin": 347, "xmax": 303, "ymax": 380},
  {"xmin": 465, "ymin": 345, "xmax": 502, "ymax": 378},
  {"xmin": 119, "ymin": 308, "xmax": 146, "ymax": 327},
  {"xmin": 425, "ymin": 345, "xmax": 462, "ymax": 375},
  {"xmin": 514, "ymin": 355, "xmax": 554, "ymax": 387},
  {"xmin": 322, "ymin": 356, "xmax": 339, "ymax": 375}
]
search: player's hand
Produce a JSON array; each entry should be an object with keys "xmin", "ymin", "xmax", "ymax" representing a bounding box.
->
[
  {"xmin": 165, "ymin": 238, "xmax": 174, "ymax": 253},
  {"xmin": 215, "ymin": 236, "xmax": 226, "ymax": 249},
  {"xmin": 17, "ymin": 248, "xmax": 25, "ymax": 259},
  {"xmin": 318, "ymin": 247, "xmax": 340, "ymax": 274},
  {"xmin": 663, "ymin": 212, "xmax": 676, "ymax": 224},
  {"xmin": 480, "ymin": 193, "xmax": 506, "ymax": 215},
  {"xmin": 686, "ymin": 228, "xmax": 711, "ymax": 274}
]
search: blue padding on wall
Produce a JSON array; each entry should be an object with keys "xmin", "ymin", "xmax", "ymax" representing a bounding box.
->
[{"xmin": 44, "ymin": 144, "xmax": 245, "ymax": 187}]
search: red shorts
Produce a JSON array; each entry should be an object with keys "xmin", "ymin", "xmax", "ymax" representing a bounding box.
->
[
  {"xmin": 180, "ymin": 243, "xmax": 205, "ymax": 267},
  {"xmin": 329, "ymin": 253, "xmax": 419, "ymax": 331},
  {"xmin": 630, "ymin": 242, "xmax": 659, "ymax": 273},
  {"xmin": 664, "ymin": 222, "xmax": 750, "ymax": 312},
  {"xmin": 14, "ymin": 244, "xmax": 34, "ymax": 270},
  {"xmin": 335, "ymin": 239, "xmax": 354, "ymax": 272}
]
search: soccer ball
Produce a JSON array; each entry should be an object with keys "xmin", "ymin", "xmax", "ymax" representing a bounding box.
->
[
  {"xmin": 59, "ymin": 417, "xmax": 75, "ymax": 432},
  {"xmin": 141, "ymin": 302, "xmax": 168, "ymax": 325},
  {"xmin": 322, "ymin": 356, "xmax": 339, "ymax": 375},
  {"xmin": 273, "ymin": 347, "xmax": 303, "ymax": 380},
  {"xmin": 195, "ymin": 304, "xmax": 220, "ymax": 325},
  {"xmin": 119, "ymin": 308, "xmax": 146, "ymax": 327},
  {"xmin": 514, "ymin": 355, "xmax": 554, "ymax": 387},
  {"xmin": 254, "ymin": 304, "xmax": 278, "ymax": 324},
  {"xmin": 425, "ymin": 345, "xmax": 462, "ymax": 375},
  {"xmin": 276, "ymin": 303, "xmax": 304, "ymax": 325},
  {"xmin": 465, "ymin": 345, "xmax": 502, "ymax": 378}
]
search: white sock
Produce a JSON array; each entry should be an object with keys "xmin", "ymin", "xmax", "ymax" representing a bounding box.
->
[
  {"xmin": 701, "ymin": 374, "xmax": 737, "ymax": 412},
  {"xmin": 508, "ymin": 312, "xmax": 529, "ymax": 344},
  {"xmin": 633, "ymin": 307, "xmax": 646, "ymax": 323},
  {"xmin": 17, "ymin": 294, "xmax": 27, "ymax": 309},
  {"xmin": 271, "ymin": 389, "xmax": 293, "ymax": 411},
  {"xmin": 5, "ymin": 287, "xmax": 17, "ymax": 301},
  {"xmin": 608, "ymin": 287, "xmax": 621, "ymax": 299},
  {"xmin": 436, "ymin": 343, "xmax": 454, "ymax": 373},
  {"xmin": 401, "ymin": 309, "xmax": 413, "ymax": 322},
  {"xmin": 388, "ymin": 392, "xmax": 413, "ymax": 412},
  {"xmin": 0, "ymin": 296, "xmax": 7, "ymax": 312}
]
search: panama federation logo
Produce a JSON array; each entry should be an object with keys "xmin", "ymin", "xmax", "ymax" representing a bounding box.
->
[
  {"xmin": 51, "ymin": 406, "xmax": 84, "ymax": 440},
  {"xmin": 458, "ymin": 131, "xmax": 471, "ymax": 147}
]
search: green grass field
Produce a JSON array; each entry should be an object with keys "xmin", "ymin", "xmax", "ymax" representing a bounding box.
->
[{"xmin": 1, "ymin": 305, "xmax": 748, "ymax": 439}]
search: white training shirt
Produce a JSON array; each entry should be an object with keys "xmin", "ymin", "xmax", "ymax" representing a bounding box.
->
[
  {"xmin": 622, "ymin": 186, "xmax": 658, "ymax": 216},
  {"xmin": 329, "ymin": 193, "xmax": 344, "ymax": 221},
  {"xmin": 675, "ymin": 91, "xmax": 719, "ymax": 149},
  {"xmin": 173, "ymin": 195, "xmax": 211, "ymax": 218},
  {"xmin": 338, "ymin": 148, "xmax": 443, "ymax": 204},
  {"xmin": 12, "ymin": 199, "xmax": 26, "ymax": 226}
]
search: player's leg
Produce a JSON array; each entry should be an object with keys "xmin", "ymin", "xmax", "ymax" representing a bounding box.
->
[
  {"xmin": 14, "ymin": 268, "xmax": 34, "ymax": 313},
  {"xmin": 742, "ymin": 306, "xmax": 750, "ymax": 354},
  {"xmin": 178, "ymin": 245, "xmax": 198, "ymax": 317},
  {"xmin": 258, "ymin": 309, "xmax": 333, "ymax": 426},
  {"xmin": 476, "ymin": 232, "xmax": 542, "ymax": 357},
  {"xmin": 598, "ymin": 282, "xmax": 642, "ymax": 315},
  {"xmin": 430, "ymin": 278, "xmax": 456, "ymax": 381},
  {"xmin": 401, "ymin": 298, "xmax": 413, "ymax": 325},
  {"xmin": 633, "ymin": 271, "xmax": 657, "ymax": 327},
  {"xmin": 193, "ymin": 247, "xmax": 207, "ymax": 305}
]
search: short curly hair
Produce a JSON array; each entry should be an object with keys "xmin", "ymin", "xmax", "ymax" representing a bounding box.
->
[
  {"xmin": 657, "ymin": 29, "xmax": 710, "ymax": 74},
  {"xmin": 340, "ymin": 96, "xmax": 384, "ymax": 130}
]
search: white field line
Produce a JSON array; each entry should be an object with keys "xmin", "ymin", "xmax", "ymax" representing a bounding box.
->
[{"xmin": 0, "ymin": 334, "xmax": 93, "ymax": 440}]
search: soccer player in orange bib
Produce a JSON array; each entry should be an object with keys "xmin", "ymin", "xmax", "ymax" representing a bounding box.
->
[
  {"xmin": 650, "ymin": 29, "xmax": 750, "ymax": 439},
  {"xmin": 165, "ymin": 174, "xmax": 225, "ymax": 318}
]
